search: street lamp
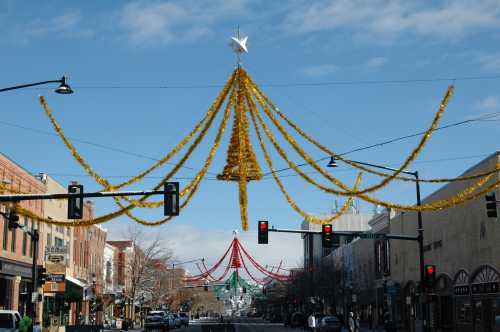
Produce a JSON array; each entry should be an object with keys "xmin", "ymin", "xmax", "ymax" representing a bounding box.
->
[
  {"xmin": 328, "ymin": 157, "xmax": 427, "ymax": 331},
  {"xmin": 0, "ymin": 76, "xmax": 74, "ymax": 94}
]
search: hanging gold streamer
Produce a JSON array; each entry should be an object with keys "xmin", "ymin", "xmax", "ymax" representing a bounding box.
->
[
  {"xmin": 117, "ymin": 81, "xmax": 237, "ymax": 209},
  {"xmin": 39, "ymin": 70, "xmax": 236, "ymax": 193},
  {"xmin": 248, "ymin": 76, "xmax": 463, "ymax": 187},
  {"xmin": 113, "ymin": 83, "xmax": 237, "ymax": 225},
  {"xmin": 248, "ymin": 96, "xmax": 362, "ymax": 224},
  {"xmin": 238, "ymin": 69, "xmax": 249, "ymax": 230}
]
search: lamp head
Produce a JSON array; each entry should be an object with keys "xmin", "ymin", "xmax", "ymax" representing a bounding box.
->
[
  {"xmin": 55, "ymin": 76, "xmax": 73, "ymax": 94},
  {"xmin": 327, "ymin": 156, "xmax": 338, "ymax": 168}
]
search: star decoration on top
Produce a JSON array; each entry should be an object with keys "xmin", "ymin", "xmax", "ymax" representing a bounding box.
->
[{"xmin": 231, "ymin": 35, "xmax": 248, "ymax": 54}]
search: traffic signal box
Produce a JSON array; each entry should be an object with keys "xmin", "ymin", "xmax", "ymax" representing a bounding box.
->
[
  {"xmin": 486, "ymin": 193, "xmax": 498, "ymax": 218},
  {"xmin": 164, "ymin": 182, "xmax": 179, "ymax": 217},
  {"xmin": 37, "ymin": 265, "xmax": 48, "ymax": 286},
  {"xmin": 424, "ymin": 265, "xmax": 436, "ymax": 288},
  {"xmin": 7, "ymin": 211, "xmax": 20, "ymax": 230},
  {"xmin": 68, "ymin": 184, "xmax": 84, "ymax": 219},
  {"xmin": 322, "ymin": 224, "xmax": 333, "ymax": 248},
  {"xmin": 258, "ymin": 220, "xmax": 268, "ymax": 244}
]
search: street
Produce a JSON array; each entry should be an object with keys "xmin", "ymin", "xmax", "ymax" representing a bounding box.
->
[{"xmin": 185, "ymin": 317, "xmax": 292, "ymax": 332}]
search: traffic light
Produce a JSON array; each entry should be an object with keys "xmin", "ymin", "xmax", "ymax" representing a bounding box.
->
[
  {"xmin": 7, "ymin": 211, "xmax": 20, "ymax": 230},
  {"xmin": 486, "ymin": 193, "xmax": 498, "ymax": 218},
  {"xmin": 424, "ymin": 265, "xmax": 436, "ymax": 288},
  {"xmin": 322, "ymin": 224, "xmax": 333, "ymax": 248},
  {"xmin": 37, "ymin": 265, "xmax": 48, "ymax": 286},
  {"xmin": 258, "ymin": 220, "xmax": 268, "ymax": 244},
  {"xmin": 68, "ymin": 183, "xmax": 84, "ymax": 219},
  {"xmin": 164, "ymin": 182, "xmax": 179, "ymax": 216}
]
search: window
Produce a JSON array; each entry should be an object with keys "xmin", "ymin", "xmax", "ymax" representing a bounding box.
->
[
  {"xmin": 2, "ymin": 213, "xmax": 8, "ymax": 250},
  {"xmin": 22, "ymin": 217, "xmax": 28, "ymax": 256},
  {"xmin": 11, "ymin": 222, "xmax": 16, "ymax": 253},
  {"xmin": 55, "ymin": 237, "xmax": 64, "ymax": 248}
]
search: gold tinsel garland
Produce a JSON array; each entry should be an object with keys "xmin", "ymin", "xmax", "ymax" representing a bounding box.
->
[
  {"xmin": 249, "ymin": 78, "xmax": 455, "ymax": 194},
  {"xmin": 22, "ymin": 66, "xmax": 499, "ymax": 229},
  {"xmin": 113, "ymin": 86, "xmax": 237, "ymax": 225}
]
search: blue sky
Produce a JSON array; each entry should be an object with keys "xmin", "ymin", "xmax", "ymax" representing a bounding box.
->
[{"xmin": 1, "ymin": 0, "xmax": 500, "ymax": 269}]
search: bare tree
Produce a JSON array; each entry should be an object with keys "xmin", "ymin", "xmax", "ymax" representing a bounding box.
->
[{"xmin": 123, "ymin": 226, "xmax": 173, "ymax": 317}]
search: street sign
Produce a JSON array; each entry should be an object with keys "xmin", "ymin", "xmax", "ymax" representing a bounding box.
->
[
  {"xmin": 359, "ymin": 233, "xmax": 386, "ymax": 239},
  {"xmin": 43, "ymin": 281, "xmax": 65, "ymax": 293},
  {"xmin": 46, "ymin": 263, "xmax": 65, "ymax": 274},
  {"xmin": 47, "ymin": 274, "xmax": 65, "ymax": 283}
]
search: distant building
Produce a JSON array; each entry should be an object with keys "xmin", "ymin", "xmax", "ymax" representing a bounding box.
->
[{"xmin": 302, "ymin": 211, "xmax": 373, "ymax": 269}]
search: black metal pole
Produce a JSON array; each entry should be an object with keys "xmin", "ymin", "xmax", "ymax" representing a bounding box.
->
[
  {"xmin": 0, "ymin": 80, "xmax": 63, "ymax": 93},
  {"xmin": 31, "ymin": 229, "xmax": 39, "ymax": 320},
  {"xmin": 415, "ymin": 172, "xmax": 427, "ymax": 332}
]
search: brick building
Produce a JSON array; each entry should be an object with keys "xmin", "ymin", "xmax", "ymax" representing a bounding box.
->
[{"xmin": 0, "ymin": 152, "xmax": 46, "ymax": 316}]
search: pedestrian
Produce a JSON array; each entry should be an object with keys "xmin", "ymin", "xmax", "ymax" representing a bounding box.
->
[
  {"xmin": 307, "ymin": 313, "xmax": 316, "ymax": 332},
  {"xmin": 348, "ymin": 312, "xmax": 355, "ymax": 332},
  {"xmin": 354, "ymin": 312, "xmax": 361, "ymax": 332}
]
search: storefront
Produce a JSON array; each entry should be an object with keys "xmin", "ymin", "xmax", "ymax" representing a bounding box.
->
[
  {"xmin": 454, "ymin": 269, "xmax": 472, "ymax": 331},
  {"xmin": 0, "ymin": 258, "xmax": 33, "ymax": 314},
  {"xmin": 434, "ymin": 273, "xmax": 453, "ymax": 330},
  {"xmin": 470, "ymin": 265, "xmax": 500, "ymax": 332},
  {"xmin": 42, "ymin": 275, "xmax": 85, "ymax": 327}
]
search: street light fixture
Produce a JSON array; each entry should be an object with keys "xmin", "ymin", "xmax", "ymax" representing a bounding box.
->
[
  {"xmin": 328, "ymin": 156, "xmax": 427, "ymax": 331},
  {"xmin": 0, "ymin": 76, "xmax": 74, "ymax": 94},
  {"xmin": 327, "ymin": 156, "xmax": 338, "ymax": 168}
]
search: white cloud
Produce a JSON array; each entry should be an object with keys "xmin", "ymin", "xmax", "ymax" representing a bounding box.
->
[
  {"xmin": 475, "ymin": 96, "xmax": 499, "ymax": 111},
  {"xmin": 107, "ymin": 223, "xmax": 303, "ymax": 278},
  {"xmin": 119, "ymin": 0, "xmax": 252, "ymax": 45},
  {"xmin": 301, "ymin": 63, "xmax": 338, "ymax": 77},
  {"xmin": 282, "ymin": 0, "xmax": 500, "ymax": 42},
  {"xmin": 366, "ymin": 56, "xmax": 388, "ymax": 68}
]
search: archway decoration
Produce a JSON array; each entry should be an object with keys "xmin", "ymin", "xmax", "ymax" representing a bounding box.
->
[
  {"xmin": 183, "ymin": 234, "xmax": 289, "ymax": 286},
  {"xmin": 9, "ymin": 35, "xmax": 500, "ymax": 230}
]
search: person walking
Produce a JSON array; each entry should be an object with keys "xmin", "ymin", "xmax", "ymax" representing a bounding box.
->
[
  {"xmin": 354, "ymin": 312, "xmax": 361, "ymax": 332},
  {"xmin": 307, "ymin": 313, "xmax": 316, "ymax": 332},
  {"xmin": 348, "ymin": 312, "xmax": 355, "ymax": 332}
]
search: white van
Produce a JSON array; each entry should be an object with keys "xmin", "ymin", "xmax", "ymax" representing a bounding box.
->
[{"xmin": 0, "ymin": 310, "xmax": 21, "ymax": 332}]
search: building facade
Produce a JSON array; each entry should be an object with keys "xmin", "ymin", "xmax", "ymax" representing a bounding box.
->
[
  {"xmin": 389, "ymin": 152, "xmax": 500, "ymax": 331},
  {"xmin": 0, "ymin": 153, "xmax": 46, "ymax": 317}
]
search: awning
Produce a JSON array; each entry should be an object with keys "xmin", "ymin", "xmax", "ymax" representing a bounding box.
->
[
  {"xmin": 65, "ymin": 276, "xmax": 86, "ymax": 288},
  {"xmin": 64, "ymin": 276, "xmax": 85, "ymax": 301}
]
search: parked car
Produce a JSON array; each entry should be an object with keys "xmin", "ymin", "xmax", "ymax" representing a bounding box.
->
[
  {"xmin": 144, "ymin": 314, "xmax": 167, "ymax": 332},
  {"xmin": 178, "ymin": 313, "xmax": 189, "ymax": 327},
  {"xmin": 318, "ymin": 315, "xmax": 343, "ymax": 332},
  {"xmin": 170, "ymin": 314, "xmax": 182, "ymax": 328},
  {"xmin": 0, "ymin": 311, "xmax": 21, "ymax": 332}
]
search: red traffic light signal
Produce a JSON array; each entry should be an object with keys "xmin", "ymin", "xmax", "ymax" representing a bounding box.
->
[
  {"xmin": 258, "ymin": 220, "xmax": 269, "ymax": 244},
  {"xmin": 424, "ymin": 264, "xmax": 436, "ymax": 288},
  {"xmin": 322, "ymin": 224, "xmax": 333, "ymax": 248}
]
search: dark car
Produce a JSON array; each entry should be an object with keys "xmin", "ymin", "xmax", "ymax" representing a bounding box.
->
[
  {"xmin": 318, "ymin": 315, "xmax": 343, "ymax": 332},
  {"xmin": 144, "ymin": 314, "xmax": 168, "ymax": 332},
  {"xmin": 178, "ymin": 312, "xmax": 189, "ymax": 327}
]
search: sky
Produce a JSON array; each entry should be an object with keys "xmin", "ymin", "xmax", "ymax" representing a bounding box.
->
[{"xmin": 1, "ymin": 0, "xmax": 500, "ymax": 275}]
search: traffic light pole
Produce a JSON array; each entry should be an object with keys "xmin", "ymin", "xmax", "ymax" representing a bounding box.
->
[
  {"xmin": 30, "ymin": 229, "xmax": 39, "ymax": 320},
  {"xmin": 0, "ymin": 188, "xmax": 176, "ymax": 202}
]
